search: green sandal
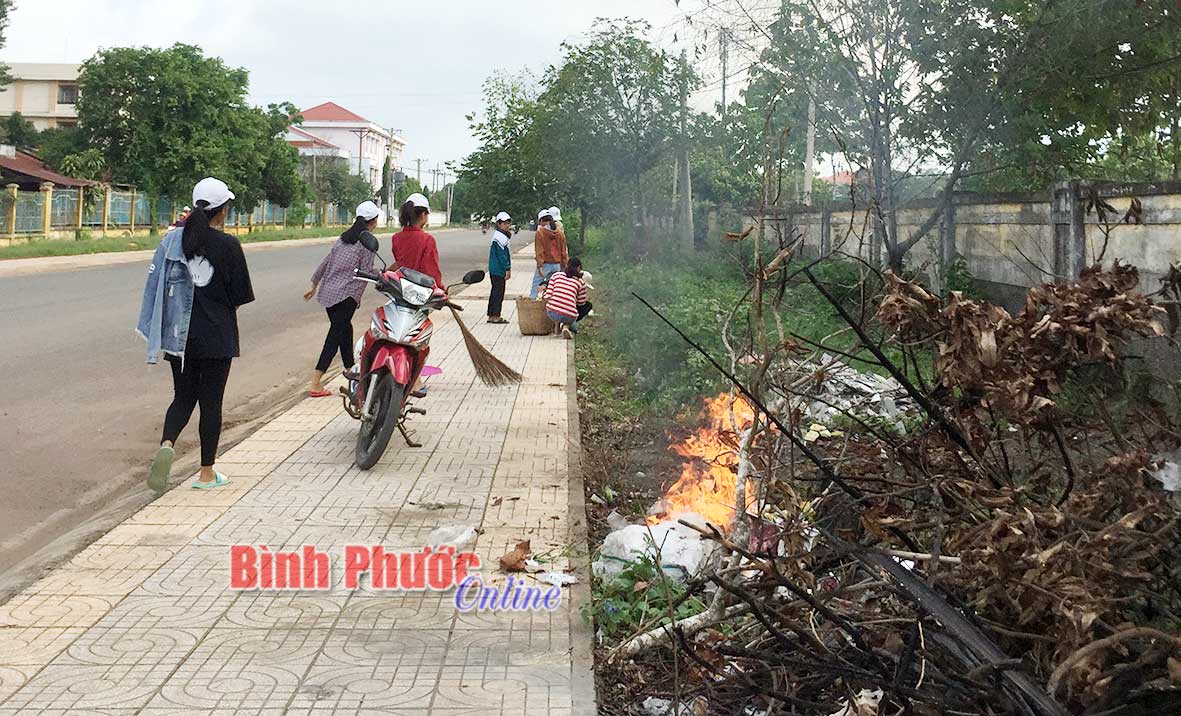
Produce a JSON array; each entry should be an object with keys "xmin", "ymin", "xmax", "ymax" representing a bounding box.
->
[
  {"xmin": 148, "ymin": 446, "xmax": 175, "ymax": 493},
  {"xmin": 191, "ymin": 472, "xmax": 231, "ymax": 490}
]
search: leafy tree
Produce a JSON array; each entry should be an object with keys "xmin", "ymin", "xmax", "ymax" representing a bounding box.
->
[
  {"xmin": 457, "ymin": 71, "xmax": 553, "ymax": 225},
  {"xmin": 307, "ymin": 158, "xmax": 373, "ymax": 211},
  {"xmin": 35, "ymin": 126, "xmax": 87, "ymax": 170},
  {"xmin": 2, "ymin": 113, "xmax": 39, "ymax": 149},
  {"xmin": 541, "ymin": 19, "xmax": 683, "ymax": 237},
  {"xmin": 394, "ymin": 176, "xmax": 427, "ymax": 207},
  {"xmin": 77, "ymin": 44, "xmax": 305, "ymax": 223}
]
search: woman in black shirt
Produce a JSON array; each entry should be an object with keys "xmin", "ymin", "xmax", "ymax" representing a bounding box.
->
[{"xmin": 148, "ymin": 177, "xmax": 254, "ymax": 491}]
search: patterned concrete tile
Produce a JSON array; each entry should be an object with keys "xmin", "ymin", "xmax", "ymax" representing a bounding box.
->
[
  {"xmin": 0, "ymin": 593, "xmax": 118, "ymax": 628},
  {"xmin": 0, "ymin": 627, "xmax": 83, "ymax": 665},
  {"xmin": 0, "ymin": 253, "xmax": 592, "ymax": 715},
  {"xmin": 287, "ymin": 629, "xmax": 446, "ymax": 712},
  {"xmin": 147, "ymin": 628, "xmax": 330, "ymax": 711}
]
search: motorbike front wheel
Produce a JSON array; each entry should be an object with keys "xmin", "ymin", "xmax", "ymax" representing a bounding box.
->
[{"xmin": 355, "ymin": 372, "xmax": 404, "ymax": 470}]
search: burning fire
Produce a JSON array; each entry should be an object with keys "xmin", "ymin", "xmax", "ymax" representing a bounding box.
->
[{"xmin": 648, "ymin": 393, "xmax": 758, "ymax": 529}]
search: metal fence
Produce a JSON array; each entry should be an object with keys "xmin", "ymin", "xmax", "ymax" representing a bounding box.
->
[
  {"xmin": 1, "ymin": 186, "xmax": 339, "ymax": 238},
  {"xmin": 14, "ymin": 191, "xmax": 44, "ymax": 233},
  {"xmin": 51, "ymin": 188, "xmax": 80, "ymax": 228},
  {"xmin": 108, "ymin": 191, "xmax": 132, "ymax": 226}
]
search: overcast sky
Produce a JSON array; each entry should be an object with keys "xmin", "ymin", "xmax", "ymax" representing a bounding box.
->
[{"xmin": 3, "ymin": 0, "xmax": 736, "ymax": 175}]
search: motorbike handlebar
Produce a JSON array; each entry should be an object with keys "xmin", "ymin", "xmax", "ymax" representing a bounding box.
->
[{"xmin": 355, "ymin": 270, "xmax": 383, "ymax": 283}]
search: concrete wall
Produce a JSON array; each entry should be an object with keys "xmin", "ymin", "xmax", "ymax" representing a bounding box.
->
[{"xmin": 771, "ymin": 181, "xmax": 1181, "ymax": 296}]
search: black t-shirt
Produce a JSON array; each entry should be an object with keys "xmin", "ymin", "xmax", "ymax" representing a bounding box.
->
[{"xmin": 185, "ymin": 229, "xmax": 254, "ymax": 359}]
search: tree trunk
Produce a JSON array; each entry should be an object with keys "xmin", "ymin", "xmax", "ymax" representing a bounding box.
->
[{"xmin": 578, "ymin": 202, "xmax": 588, "ymax": 253}]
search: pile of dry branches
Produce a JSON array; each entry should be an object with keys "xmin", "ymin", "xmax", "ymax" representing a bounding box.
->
[{"xmin": 623, "ymin": 252, "xmax": 1181, "ymax": 715}]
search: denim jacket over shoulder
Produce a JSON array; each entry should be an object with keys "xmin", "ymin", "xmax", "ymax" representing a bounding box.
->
[{"xmin": 136, "ymin": 228, "xmax": 193, "ymax": 364}]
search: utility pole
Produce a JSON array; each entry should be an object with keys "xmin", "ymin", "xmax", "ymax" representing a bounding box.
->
[
  {"xmin": 415, "ymin": 158, "xmax": 424, "ymax": 185},
  {"xmin": 676, "ymin": 50, "xmax": 694, "ymax": 250},
  {"xmin": 803, "ymin": 91, "xmax": 816, "ymax": 206}
]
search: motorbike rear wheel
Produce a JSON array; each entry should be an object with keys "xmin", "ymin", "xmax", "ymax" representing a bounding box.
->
[{"xmin": 355, "ymin": 372, "xmax": 404, "ymax": 470}]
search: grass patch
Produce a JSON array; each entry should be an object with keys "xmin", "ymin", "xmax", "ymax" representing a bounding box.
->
[{"xmin": 0, "ymin": 225, "xmax": 346, "ymax": 261}]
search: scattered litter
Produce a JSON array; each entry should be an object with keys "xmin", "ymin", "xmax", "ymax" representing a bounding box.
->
[
  {"xmin": 499, "ymin": 540, "xmax": 531, "ymax": 572},
  {"xmin": 827, "ymin": 689, "xmax": 883, "ymax": 716},
  {"xmin": 536, "ymin": 572, "xmax": 578, "ymax": 587},
  {"xmin": 636, "ymin": 471, "xmax": 647, "ymax": 479},
  {"xmin": 492, "ymin": 496, "xmax": 503, "ymax": 507},
  {"xmin": 589, "ymin": 493, "xmax": 607, "ymax": 506},
  {"xmin": 523, "ymin": 559, "xmax": 546, "ymax": 574},
  {"xmin": 412, "ymin": 501, "xmax": 465, "ymax": 511},
  {"xmin": 594, "ymin": 513, "xmax": 716, "ymax": 581},
  {"xmin": 640, "ymin": 696, "xmax": 709, "ymax": 715},
  {"xmin": 797, "ymin": 354, "xmax": 915, "ymax": 430},
  {"xmin": 428, "ymin": 525, "xmax": 478, "ymax": 549},
  {"xmin": 606, "ymin": 510, "xmax": 631, "ymax": 532},
  {"xmin": 1150, "ymin": 450, "xmax": 1181, "ymax": 492}
]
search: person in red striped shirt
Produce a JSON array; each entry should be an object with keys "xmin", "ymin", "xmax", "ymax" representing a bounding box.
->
[{"xmin": 544, "ymin": 257, "xmax": 589, "ymax": 340}]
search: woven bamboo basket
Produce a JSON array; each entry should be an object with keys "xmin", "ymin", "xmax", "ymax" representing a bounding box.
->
[{"xmin": 516, "ymin": 297, "xmax": 554, "ymax": 336}]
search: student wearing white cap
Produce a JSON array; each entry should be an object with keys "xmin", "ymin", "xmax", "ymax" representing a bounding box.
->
[
  {"xmin": 141, "ymin": 177, "xmax": 255, "ymax": 492},
  {"xmin": 531, "ymin": 208, "xmax": 568, "ymax": 298},
  {"xmin": 303, "ymin": 200, "xmax": 382, "ymax": 397},
  {"xmin": 391, "ymin": 192, "xmax": 443, "ymax": 287},
  {"xmin": 487, "ymin": 211, "xmax": 513, "ymax": 324}
]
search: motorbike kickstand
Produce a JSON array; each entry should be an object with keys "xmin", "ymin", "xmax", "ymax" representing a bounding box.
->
[{"xmin": 398, "ymin": 420, "xmax": 423, "ymax": 448}]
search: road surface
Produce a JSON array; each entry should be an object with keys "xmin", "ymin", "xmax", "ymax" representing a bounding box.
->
[{"xmin": 0, "ymin": 227, "xmax": 494, "ymax": 589}]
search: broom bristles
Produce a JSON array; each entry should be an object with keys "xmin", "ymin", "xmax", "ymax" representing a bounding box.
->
[{"xmin": 449, "ymin": 307, "xmax": 522, "ymax": 386}]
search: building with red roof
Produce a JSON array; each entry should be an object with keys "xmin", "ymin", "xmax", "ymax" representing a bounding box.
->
[{"xmin": 285, "ymin": 102, "xmax": 406, "ymax": 196}]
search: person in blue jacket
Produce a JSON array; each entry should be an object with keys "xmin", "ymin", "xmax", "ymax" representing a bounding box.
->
[
  {"xmin": 486, "ymin": 211, "xmax": 513, "ymax": 324},
  {"xmin": 137, "ymin": 177, "xmax": 254, "ymax": 493}
]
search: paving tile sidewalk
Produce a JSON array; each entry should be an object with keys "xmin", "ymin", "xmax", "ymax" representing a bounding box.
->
[{"xmin": 0, "ymin": 249, "xmax": 596, "ymax": 715}]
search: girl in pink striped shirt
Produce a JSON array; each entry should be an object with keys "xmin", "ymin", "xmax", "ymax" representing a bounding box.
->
[{"xmin": 544, "ymin": 257, "xmax": 589, "ymax": 340}]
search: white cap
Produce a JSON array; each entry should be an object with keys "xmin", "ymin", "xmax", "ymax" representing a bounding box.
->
[
  {"xmin": 356, "ymin": 200, "xmax": 384, "ymax": 222},
  {"xmin": 405, "ymin": 193, "xmax": 430, "ymax": 210},
  {"xmin": 538, "ymin": 209, "xmax": 553, "ymax": 222},
  {"xmin": 494, "ymin": 211, "xmax": 511, "ymax": 222},
  {"xmin": 549, "ymin": 206, "xmax": 562, "ymax": 221},
  {"xmin": 192, "ymin": 177, "xmax": 235, "ymax": 209}
]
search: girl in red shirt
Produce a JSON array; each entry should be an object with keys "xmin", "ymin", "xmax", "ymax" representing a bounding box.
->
[{"xmin": 390, "ymin": 193, "xmax": 442, "ymax": 286}]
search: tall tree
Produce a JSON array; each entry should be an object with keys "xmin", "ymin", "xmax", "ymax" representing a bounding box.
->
[
  {"xmin": 541, "ymin": 19, "xmax": 683, "ymax": 238},
  {"xmin": 2, "ymin": 113, "xmax": 39, "ymax": 149},
  {"xmin": 457, "ymin": 71, "xmax": 553, "ymax": 223},
  {"xmin": 77, "ymin": 44, "xmax": 305, "ymax": 220}
]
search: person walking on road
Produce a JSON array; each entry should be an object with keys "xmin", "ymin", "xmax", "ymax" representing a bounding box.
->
[
  {"xmin": 530, "ymin": 208, "xmax": 567, "ymax": 298},
  {"xmin": 487, "ymin": 211, "xmax": 513, "ymax": 324},
  {"xmin": 544, "ymin": 257, "xmax": 588, "ymax": 340},
  {"xmin": 304, "ymin": 201, "xmax": 381, "ymax": 397},
  {"xmin": 391, "ymin": 192, "xmax": 442, "ymax": 287},
  {"xmin": 138, "ymin": 177, "xmax": 255, "ymax": 492}
]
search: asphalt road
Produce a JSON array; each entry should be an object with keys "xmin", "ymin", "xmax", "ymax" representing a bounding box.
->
[{"xmin": 0, "ymin": 227, "xmax": 492, "ymax": 586}]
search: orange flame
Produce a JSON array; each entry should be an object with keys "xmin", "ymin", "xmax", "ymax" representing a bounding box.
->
[{"xmin": 648, "ymin": 393, "xmax": 757, "ymax": 529}]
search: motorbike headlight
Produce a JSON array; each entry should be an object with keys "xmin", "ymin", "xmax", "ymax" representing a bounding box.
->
[{"xmin": 400, "ymin": 279, "xmax": 433, "ymax": 306}]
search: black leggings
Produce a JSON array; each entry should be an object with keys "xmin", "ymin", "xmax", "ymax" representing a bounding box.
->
[
  {"xmin": 487, "ymin": 274, "xmax": 506, "ymax": 317},
  {"xmin": 316, "ymin": 298, "xmax": 358, "ymax": 372},
  {"xmin": 162, "ymin": 357, "xmax": 233, "ymax": 467}
]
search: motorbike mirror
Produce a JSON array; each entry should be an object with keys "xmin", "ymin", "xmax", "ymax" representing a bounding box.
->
[
  {"xmin": 462, "ymin": 270, "xmax": 486, "ymax": 285},
  {"xmin": 359, "ymin": 233, "xmax": 380, "ymax": 253}
]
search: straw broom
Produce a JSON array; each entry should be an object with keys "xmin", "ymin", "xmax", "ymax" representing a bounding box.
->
[{"xmin": 448, "ymin": 307, "xmax": 522, "ymax": 386}]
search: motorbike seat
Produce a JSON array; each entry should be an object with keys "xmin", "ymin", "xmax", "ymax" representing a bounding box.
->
[{"xmin": 400, "ymin": 268, "xmax": 437, "ymax": 289}]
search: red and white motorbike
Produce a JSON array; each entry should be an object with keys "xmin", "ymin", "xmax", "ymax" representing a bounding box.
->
[{"xmin": 344, "ymin": 233, "xmax": 484, "ymax": 469}]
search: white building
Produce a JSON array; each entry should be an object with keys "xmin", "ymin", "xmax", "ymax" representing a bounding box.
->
[
  {"xmin": 0, "ymin": 63, "xmax": 82, "ymax": 130},
  {"xmin": 287, "ymin": 102, "xmax": 406, "ymax": 194}
]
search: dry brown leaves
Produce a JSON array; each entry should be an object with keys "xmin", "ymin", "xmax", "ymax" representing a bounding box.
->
[{"xmin": 879, "ymin": 262, "xmax": 1166, "ymax": 430}]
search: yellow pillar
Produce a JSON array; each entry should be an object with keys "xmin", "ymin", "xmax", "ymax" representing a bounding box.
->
[
  {"xmin": 129, "ymin": 188, "xmax": 136, "ymax": 232},
  {"xmin": 40, "ymin": 182, "xmax": 53, "ymax": 236},
  {"xmin": 6, "ymin": 184, "xmax": 17, "ymax": 238},
  {"xmin": 76, "ymin": 186, "xmax": 85, "ymax": 230},
  {"xmin": 101, "ymin": 187, "xmax": 111, "ymax": 236}
]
